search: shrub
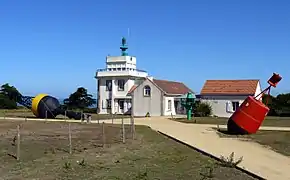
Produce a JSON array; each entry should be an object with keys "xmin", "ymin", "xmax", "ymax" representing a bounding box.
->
[
  {"xmin": 195, "ymin": 102, "xmax": 212, "ymax": 117},
  {"xmin": 0, "ymin": 94, "xmax": 17, "ymax": 109}
]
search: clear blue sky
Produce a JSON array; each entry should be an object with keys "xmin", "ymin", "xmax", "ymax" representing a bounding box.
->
[{"xmin": 0, "ymin": 0, "xmax": 289, "ymax": 98}]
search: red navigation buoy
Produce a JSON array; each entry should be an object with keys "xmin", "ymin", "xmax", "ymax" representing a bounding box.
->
[
  {"xmin": 267, "ymin": 73, "xmax": 282, "ymax": 87},
  {"xmin": 227, "ymin": 72, "xmax": 282, "ymax": 134},
  {"xmin": 230, "ymin": 96, "xmax": 269, "ymax": 134}
]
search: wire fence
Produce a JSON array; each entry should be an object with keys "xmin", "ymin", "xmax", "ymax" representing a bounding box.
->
[{"xmin": 0, "ymin": 116, "xmax": 135, "ymax": 162}]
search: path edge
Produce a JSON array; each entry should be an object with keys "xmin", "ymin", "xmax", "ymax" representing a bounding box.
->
[{"xmin": 156, "ymin": 129, "xmax": 266, "ymax": 180}]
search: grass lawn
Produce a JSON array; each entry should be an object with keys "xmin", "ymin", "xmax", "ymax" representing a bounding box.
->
[
  {"xmin": 216, "ymin": 129, "xmax": 290, "ymax": 157},
  {"xmin": 173, "ymin": 116, "xmax": 290, "ymax": 127},
  {"xmin": 0, "ymin": 120, "xmax": 256, "ymax": 180},
  {"xmin": 0, "ymin": 109, "xmax": 127, "ymax": 120}
]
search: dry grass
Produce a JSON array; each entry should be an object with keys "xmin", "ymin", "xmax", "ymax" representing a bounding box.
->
[
  {"xmin": 216, "ymin": 128, "xmax": 290, "ymax": 157},
  {"xmin": 0, "ymin": 120, "xmax": 256, "ymax": 180},
  {"xmin": 174, "ymin": 116, "xmax": 290, "ymax": 127}
]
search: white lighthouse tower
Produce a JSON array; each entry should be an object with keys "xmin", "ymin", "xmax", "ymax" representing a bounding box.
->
[{"xmin": 95, "ymin": 37, "xmax": 148, "ymax": 114}]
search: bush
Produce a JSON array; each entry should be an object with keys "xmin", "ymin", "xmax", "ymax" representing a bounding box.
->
[
  {"xmin": 83, "ymin": 107, "xmax": 97, "ymax": 113},
  {"xmin": 60, "ymin": 105, "xmax": 97, "ymax": 114},
  {"xmin": 0, "ymin": 94, "xmax": 17, "ymax": 109},
  {"xmin": 195, "ymin": 102, "xmax": 212, "ymax": 117}
]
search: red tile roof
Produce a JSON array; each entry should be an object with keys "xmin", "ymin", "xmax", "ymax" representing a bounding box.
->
[
  {"xmin": 153, "ymin": 79, "xmax": 193, "ymax": 95},
  {"xmin": 200, "ymin": 79, "xmax": 259, "ymax": 95}
]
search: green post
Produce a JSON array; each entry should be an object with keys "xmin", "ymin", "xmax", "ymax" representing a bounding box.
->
[
  {"xmin": 181, "ymin": 92, "xmax": 195, "ymax": 120},
  {"xmin": 187, "ymin": 109, "xmax": 192, "ymax": 120}
]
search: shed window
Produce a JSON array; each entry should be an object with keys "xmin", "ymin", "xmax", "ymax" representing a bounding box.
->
[
  {"xmin": 144, "ymin": 86, "xmax": 151, "ymax": 97},
  {"xmin": 232, "ymin": 101, "xmax": 239, "ymax": 111},
  {"xmin": 168, "ymin": 100, "xmax": 172, "ymax": 110}
]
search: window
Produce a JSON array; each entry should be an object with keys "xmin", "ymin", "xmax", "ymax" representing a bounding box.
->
[
  {"xmin": 144, "ymin": 85, "xmax": 151, "ymax": 96},
  {"xmin": 106, "ymin": 99, "xmax": 111, "ymax": 109},
  {"xmin": 232, "ymin": 101, "xmax": 239, "ymax": 111},
  {"xmin": 118, "ymin": 79, "xmax": 125, "ymax": 91},
  {"xmin": 119, "ymin": 100, "xmax": 124, "ymax": 110},
  {"xmin": 106, "ymin": 80, "xmax": 112, "ymax": 91},
  {"xmin": 102, "ymin": 100, "xmax": 105, "ymax": 109},
  {"xmin": 168, "ymin": 100, "xmax": 172, "ymax": 110}
]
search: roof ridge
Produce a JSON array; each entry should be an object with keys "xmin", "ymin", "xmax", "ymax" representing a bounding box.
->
[
  {"xmin": 200, "ymin": 79, "xmax": 259, "ymax": 95},
  {"xmin": 153, "ymin": 78, "xmax": 183, "ymax": 84},
  {"xmin": 206, "ymin": 79, "xmax": 259, "ymax": 81}
]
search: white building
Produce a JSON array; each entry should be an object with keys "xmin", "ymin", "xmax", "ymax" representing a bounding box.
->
[
  {"xmin": 197, "ymin": 79, "xmax": 262, "ymax": 118},
  {"xmin": 128, "ymin": 78, "xmax": 193, "ymax": 117},
  {"xmin": 95, "ymin": 37, "xmax": 149, "ymax": 114}
]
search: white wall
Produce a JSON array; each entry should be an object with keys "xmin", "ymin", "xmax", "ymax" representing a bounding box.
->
[
  {"xmin": 97, "ymin": 77, "xmax": 135, "ymax": 114},
  {"xmin": 163, "ymin": 96, "xmax": 176, "ymax": 116},
  {"xmin": 113, "ymin": 78, "xmax": 134, "ymax": 97},
  {"xmin": 98, "ymin": 77, "xmax": 111, "ymax": 114},
  {"xmin": 132, "ymin": 79, "xmax": 162, "ymax": 117},
  {"xmin": 200, "ymin": 95, "xmax": 247, "ymax": 118},
  {"xmin": 254, "ymin": 81, "xmax": 262, "ymax": 100}
]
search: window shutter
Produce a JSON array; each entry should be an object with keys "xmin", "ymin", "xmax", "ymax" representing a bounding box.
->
[{"xmin": 226, "ymin": 101, "xmax": 232, "ymax": 112}]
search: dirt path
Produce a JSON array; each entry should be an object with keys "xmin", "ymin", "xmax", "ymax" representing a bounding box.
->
[{"xmin": 1, "ymin": 116, "xmax": 290, "ymax": 179}]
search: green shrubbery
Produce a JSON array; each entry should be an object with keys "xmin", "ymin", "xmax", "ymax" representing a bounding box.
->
[
  {"xmin": 194, "ymin": 101, "xmax": 212, "ymax": 117},
  {"xmin": 0, "ymin": 83, "xmax": 21, "ymax": 109},
  {"xmin": 0, "ymin": 94, "xmax": 17, "ymax": 109}
]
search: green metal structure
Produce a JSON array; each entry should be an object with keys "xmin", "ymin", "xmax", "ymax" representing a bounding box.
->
[
  {"xmin": 181, "ymin": 92, "xmax": 195, "ymax": 120},
  {"xmin": 120, "ymin": 37, "xmax": 128, "ymax": 56}
]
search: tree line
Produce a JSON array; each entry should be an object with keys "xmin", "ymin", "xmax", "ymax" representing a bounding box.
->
[
  {"xmin": 262, "ymin": 94, "xmax": 290, "ymax": 116},
  {"xmin": 0, "ymin": 83, "xmax": 96, "ymax": 112},
  {"xmin": 1, "ymin": 83, "xmax": 290, "ymax": 117}
]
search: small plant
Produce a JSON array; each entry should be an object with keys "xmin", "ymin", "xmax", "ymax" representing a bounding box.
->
[
  {"xmin": 77, "ymin": 158, "xmax": 86, "ymax": 166},
  {"xmin": 136, "ymin": 169, "xmax": 148, "ymax": 179},
  {"xmin": 11, "ymin": 135, "xmax": 16, "ymax": 146},
  {"xmin": 145, "ymin": 112, "xmax": 150, "ymax": 117},
  {"xmin": 200, "ymin": 166, "xmax": 214, "ymax": 180},
  {"xmin": 220, "ymin": 152, "xmax": 243, "ymax": 167},
  {"xmin": 51, "ymin": 147, "xmax": 56, "ymax": 154},
  {"xmin": 63, "ymin": 161, "xmax": 72, "ymax": 170}
]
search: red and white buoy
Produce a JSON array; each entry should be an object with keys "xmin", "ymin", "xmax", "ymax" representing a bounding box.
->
[{"xmin": 227, "ymin": 73, "xmax": 282, "ymax": 134}]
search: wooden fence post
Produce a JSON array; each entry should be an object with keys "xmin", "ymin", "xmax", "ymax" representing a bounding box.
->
[
  {"xmin": 64, "ymin": 111, "xmax": 67, "ymax": 121},
  {"xmin": 122, "ymin": 117, "xmax": 125, "ymax": 143},
  {"xmin": 131, "ymin": 116, "xmax": 135, "ymax": 140},
  {"xmin": 16, "ymin": 125, "xmax": 20, "ymax": 161},
  {"xmin": 68, "ymin": 123, "xmax": 72, "ymax": 154},
  {"xmin": 102, "ymin": 122, "xmax": 105, "ymax": 147}
]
